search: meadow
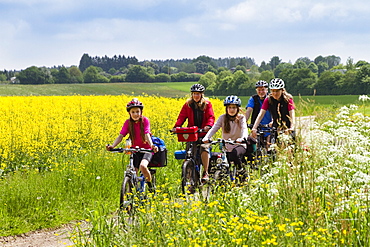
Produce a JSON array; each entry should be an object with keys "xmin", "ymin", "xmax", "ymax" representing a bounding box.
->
[{"xmin": 0, "ymin": 86, "xmax": 370, "ymax": 246}]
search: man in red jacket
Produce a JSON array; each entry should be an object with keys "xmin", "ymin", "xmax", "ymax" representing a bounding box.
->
[{"xmin": 173, "ymin": 84, "xmax": 215, "ymax": 181}]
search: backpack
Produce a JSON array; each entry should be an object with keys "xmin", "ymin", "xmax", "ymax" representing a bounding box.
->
[{"xmin": 149, "ymin": 136, "xmax": 167, "ymax": 167}]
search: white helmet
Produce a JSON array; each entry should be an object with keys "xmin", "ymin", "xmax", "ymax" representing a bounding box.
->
[{"xmin": 269, "ymin": 78, "xmax": 285, "ymax": 89}]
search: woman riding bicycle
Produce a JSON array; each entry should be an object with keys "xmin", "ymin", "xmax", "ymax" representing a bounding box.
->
[
  {"xmin": 172, "ymin": 84, "xmax": 215, "ymax": 182},
  {"xmin": 106, "ymin": 98, "xmax": 158, "ymax": 191},
  {"xmin": 251, "ymin": 78, "xmax": 296, "ymax": 139},
  {"xmin": 202, "ymin": 95, "xmax": 250, "ymax": 172}
]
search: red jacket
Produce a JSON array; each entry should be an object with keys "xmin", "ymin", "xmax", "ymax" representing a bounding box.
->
[{"xmin": 174, "ymin": 100, "xmax": 215, "ymax": 137}]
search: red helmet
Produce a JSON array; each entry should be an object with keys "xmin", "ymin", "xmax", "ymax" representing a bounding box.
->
[{"xmin": 126, "ymin": 98, "xmax": 144, "ymax": 112}]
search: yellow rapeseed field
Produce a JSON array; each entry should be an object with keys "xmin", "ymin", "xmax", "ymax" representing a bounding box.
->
[{"xmin": 0, "ymin": 94, "xmax": 224, "ymax": 174}]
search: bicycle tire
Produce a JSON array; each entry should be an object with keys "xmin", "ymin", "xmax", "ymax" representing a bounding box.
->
[
  {"xmin": 181, "ymin": 160, "xmax": 196, "ymax": 195},
  {"xmin": 120, "ymin": 176, "xmax": 134, "ymax": 212}
]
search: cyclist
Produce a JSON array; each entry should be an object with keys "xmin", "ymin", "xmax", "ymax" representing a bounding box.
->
[
  {"xmin": 245, "ymin": 80, "xmax": 272, "ymax": 160},
  {"xmin": 202, "ymin": 95, "xmax": 250, "ymax": 173},
  {"xmin": 245, "ymin": 80, "xmax": 272, "ymax": 126},
  {"xmin": 106, "ymin": 98, "xmax": 158, "ymax": 191},
  {"xmin": 251, "ymin": 78, "xmax": 296, "ymax": 139},
  {"xmin": 172, "ymin": 84, "xmax": 215, "ymax": 182}
]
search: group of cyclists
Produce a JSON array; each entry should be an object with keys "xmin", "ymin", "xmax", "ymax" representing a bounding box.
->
[{"xmin": 106, "ymin": 78, "xmax": 296, "ymax": 191}]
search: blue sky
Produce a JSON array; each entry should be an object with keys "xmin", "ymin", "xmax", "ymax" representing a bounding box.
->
[{"xmin": 1, "ymin": 0, "xmax": 370, "ymax": 70}]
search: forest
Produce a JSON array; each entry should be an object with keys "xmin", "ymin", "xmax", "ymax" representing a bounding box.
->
[{"xmin": 1, "ymin": 53, "xmax": 369, "ymax": 95}]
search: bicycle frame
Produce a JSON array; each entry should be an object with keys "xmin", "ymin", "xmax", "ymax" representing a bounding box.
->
[{"xmin": 109, "ymin": 147, "xmax": 155, "ymax": 211}]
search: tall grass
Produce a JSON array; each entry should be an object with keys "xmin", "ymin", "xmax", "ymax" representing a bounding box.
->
[
  {"xmin": 71, "ymin": 104, "xmax": 370, "ymax": 246},
  {"xmin": 1, "ymin": 94, "xmax": 370, "ymax": 246}
]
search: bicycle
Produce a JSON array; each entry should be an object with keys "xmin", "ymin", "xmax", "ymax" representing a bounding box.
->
[
  {"xmin": 172, "ymin": 127, "xmax": 208, "ymax": 195},
  {"xmin": 108, "ymin": 146, "xmax": 158, "ymax": 214},
  {"xmin": 204, "ymin": 138, "xmax": 248, "ymax": 185}
]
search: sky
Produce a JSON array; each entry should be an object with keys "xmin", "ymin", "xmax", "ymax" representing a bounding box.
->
[{"xmin": 1, "ymin": 0, "xmax": 370, "ymax": 70}]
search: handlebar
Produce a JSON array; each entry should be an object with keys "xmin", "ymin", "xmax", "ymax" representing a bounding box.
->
[
  {"xmin": 247, "ymin": 124, "xmax": 270, "ymax": 129},
  {"xmin": 107, "ymin": 147, "xmax": 153, "ymax": 153},
  {"xmin": 169, "ymin": 128, "xmax": 206, "ymax": 134},
  {"xmin": 207, "ymin": 138, "xmax": 251, "ymax": 145}
]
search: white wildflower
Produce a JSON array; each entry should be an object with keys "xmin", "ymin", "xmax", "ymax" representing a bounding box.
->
[{"xmin": 359, "ymin": 95, "xmax": 370, "ymax": 102}]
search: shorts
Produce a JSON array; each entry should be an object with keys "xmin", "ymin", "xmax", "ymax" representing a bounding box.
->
[
  {"xmin": 133, "ymin": 152, "xmax": 153, "ymax": 169},
  {"xmin": 186, "ymin": 138, "xmax": 211, "ymax": 157}
]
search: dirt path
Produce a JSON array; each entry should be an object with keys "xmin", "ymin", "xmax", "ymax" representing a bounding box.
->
[{"xmin": 0, "ymin": 224, "xmax": 76, "ymax": 247}]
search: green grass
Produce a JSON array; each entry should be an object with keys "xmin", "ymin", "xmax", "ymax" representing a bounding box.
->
[{"xmin": 0, "ymin": 82, "xmax": 194, "ymax": 97}]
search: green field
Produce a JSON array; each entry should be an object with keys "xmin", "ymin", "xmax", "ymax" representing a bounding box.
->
[
  {"xmin": 1, "ymin": 82, "xmax": 369, "ymax": 117},
  {"xmin": 0, "ymin": 82, "xmax": 365, "ymax": 105},
  {"xmin": 0, "ymin": 82, "xmax": 194, "ymax": 97}
]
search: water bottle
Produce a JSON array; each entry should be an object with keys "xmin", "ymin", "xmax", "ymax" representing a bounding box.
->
[{"xmin": 125, "ymin": 138, "xmax": 132, "ymax": 154}]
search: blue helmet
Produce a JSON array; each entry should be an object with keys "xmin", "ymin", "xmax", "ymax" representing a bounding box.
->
[
  {"xmin": 255, "ymin": 80, "xmax": 268, "ymax": 88},
  {"xmin": 223, "ymin": 95, "xmax": 241, "ymax": 107}
]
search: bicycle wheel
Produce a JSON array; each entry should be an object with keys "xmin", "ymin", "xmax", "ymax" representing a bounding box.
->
[
  {"xmin": 120, "ymin": 176, "xmax": 134, "ymax": 213},
  {"xmin": 182, "ymin": 160, "xmax": 196, "ymax": 195},
  {"xmin": 269, "ymin": 134, "xmax": 277, "ymax": 162}
]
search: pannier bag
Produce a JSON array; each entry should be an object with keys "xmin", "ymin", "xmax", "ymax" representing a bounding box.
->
[
  {"xmin": 175, "ymin": 126, "xmax": 198, "ymax": 142},
  {"xmin": 174, "ymin": 150, "xmax": 186, "ymax": 160},
  {"xmin": 149, "ymin": 136, "xmax": 167, "ymax": 167}
]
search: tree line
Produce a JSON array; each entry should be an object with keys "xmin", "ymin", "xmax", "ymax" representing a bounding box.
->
[{"xmin": 1, "ymin": 54, "xmax": 369, "ymax": 95}]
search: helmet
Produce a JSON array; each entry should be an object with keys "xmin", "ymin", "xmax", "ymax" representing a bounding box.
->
[
  {"xmin": 269, "ymin": 78, "xmax": 285, "ymax": 89},
  {"xmin": 190, "ymin": 84, "xmax": 205, "ymax": 92},
  {"xmin": 255, "ymin": 80, "xmax": 268, "ymax": 88},
  {"xmin": 126, "ymin": 98, "xmax": 144, "ymax": 111},
  {"xmin": 223, "ymin": 95, "xmax": 241, "ymax": 107}
]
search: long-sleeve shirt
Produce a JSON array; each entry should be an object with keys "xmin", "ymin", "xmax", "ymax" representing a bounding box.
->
[
  {"xmin": 202, "ymin": 114, "xmax": 249, "ymax": 152},
  {"xmin": 174, "ymin": 100, "xmax": 215, "ymax": 137}
]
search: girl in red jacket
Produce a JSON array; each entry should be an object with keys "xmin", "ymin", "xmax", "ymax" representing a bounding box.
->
[{"xmin": 173, "ymin": 84, "xmax": 215, "ymax": 181}]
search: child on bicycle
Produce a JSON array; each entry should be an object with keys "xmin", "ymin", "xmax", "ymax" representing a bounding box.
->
[
  {"xmin": 251, "ymin": 78, "xmax": 296, "ymax": 139},
  {"xmin": 202, "ymin": 95, "xmax": 250, "ymax": 172},
  {"xmin": 106, "ymin": 98, "xmax": 158, "ymax": 190},
  {"xmin": 172, "ymin": 84, "xmax": 215, "ymax": 182}
]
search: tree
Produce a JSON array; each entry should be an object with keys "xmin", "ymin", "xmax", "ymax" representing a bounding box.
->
[
  {"xmin": 17, "ymin": 66, "xmax": 48, "ymax": 84},
  {"xmin": 143, "ymin": 61, "xmax": 159, "ymax": 74},
  {"xmin": 317, "ymin": 61, "xmax": 329, "ymax": 76},
  {"xmin": 314, "ymin": 55, "xmax": 326, "ymax": 65},
  {"xmin": 293, "ymin": 60, "xmax": 307, "ymax": 69},
  {"xmin": 83, "ymin": 66, "xmax": 109, "ymax": 83},
  {"xmin": 307, "ymin": 62, "xmax": 318, "ymax": 74},
  {"xmin": 126, "ymin": 65, "xmax": 152, "ymax": 82},
  {"xmin": 346, "ymin": 57, "xmax": 354, "ymax": 71},
  {"xmin": 259, "ymin": 70, "xmax": 274, "ymax": 82},
  {"xmin": 355, "ymin": 60, "xmax": 369, "ymax": 68},
  {"xmin": 79, "ymin": 53, "xmax": 92, "ymax": 72},
  {"xmin": 194, "ymin": 61, "xmax": 209, "ymax": 74},
  {"xmin": 198, "ymin": 72, "xmax": 217, "ymax": 88},
  {"xmin": 234, "ymin": 65, "xmax": 246, "ymax": 73},
  {"xmin": 295, "ymin": 57, "xmax": 312, "ymax": 65},
  {"xmin": 69, "ymin": 66, "xmax": 83, "ymax": 83},
  {"xmin": 230, "ymin": 70, "xmax": 249, "ymax": 94},
  {"xmin": 0, "ymin": 74, "xmax": 6, "ymax": 82},
  {"xmin": 259, "ymin": 61, "xmax": 272, "ymax": 71},
  {"xmin": 154, "ymin": 73, "xmax": 171, "ymax": 82},
  {"xmin": 268, "ymin": 56, "xmax": 281, "ymax": 70},
  {"xmin": 315, "ymin": 71, "xmax": 343, "ymax": 95},
  {"xmin": 247, "ymin": 65, "xmax": 260, "ymax": 82},
  {"xmin": 274, "ymin": 62, "xmax": 293, "ymax": 78},
  {"xmin": 279, "ymin": 68, "xmax": 317, "ymax": 95},
  {"xmin": 326, "ymin": 55, "xmax": 341, "ymax": 69},
  {"xmin": 55, "ymin": 66, "xmax": 71, "ymax": 83}
]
